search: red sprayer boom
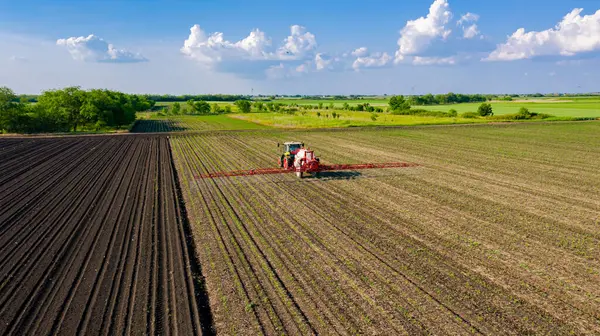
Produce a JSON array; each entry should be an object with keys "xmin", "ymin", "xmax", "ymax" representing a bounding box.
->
[{"xmin": 194, "ymin": 142, "xmax": 418, "ymax": 179}]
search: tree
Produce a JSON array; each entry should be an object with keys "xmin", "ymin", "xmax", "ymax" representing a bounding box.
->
[
  {"xmin": 172, "ymin": 102, "xmax": 181, "ymax": 115},
  {"xmin": 224, "ymin": 105, "xmax": 232, "ymax": 113},
  {"xmin": 448, "ymin": 108, "xmax": 458, "ymax": 117},
  {"xmin": 37, "ymin": 87, "xmax": 86, "ymax": 131},
  {"xmin": 211, "ymin": 103, "xmax": 222, "ymax": 114},
  {"xmin": 517, "ymin": 107, "xmax": 532, "ymax": 119},
  {"xmin": 254, "ymin": 101, "xmax": 264, "ymax": 112},
  {"xmin": 235, "ymin": 100, "xmax": 252, "ymax": 113},
  {"xmin": 477, "ymin": 103, "xmax": 493, "ymax": 116},
  {"xmin": 0, "ymin": 87, "xmax": 26, "ymax": 132},
  {"xmin": 186, "ymin": 100, "xmax": 210, "ymax": 114},
  {"xmin": 388, "ymin": 95, "xmax": 410, "ymax": 111}
]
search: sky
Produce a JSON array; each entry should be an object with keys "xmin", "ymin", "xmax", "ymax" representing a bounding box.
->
[{"xmin": 0, "ymin": 0, "xmax": 599, "ymax": 95}]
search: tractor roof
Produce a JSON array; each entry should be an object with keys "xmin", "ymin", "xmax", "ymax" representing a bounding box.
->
[{"xmin": 283, "ymin": 141, "xmax": 303, "ymax": 145}]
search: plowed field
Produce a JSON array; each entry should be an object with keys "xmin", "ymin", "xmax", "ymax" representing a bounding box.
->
[
  {"xmin": 0, "ymin": 136, "xmax": 212, "ymax": 335},
  {"xmin": 170, "ymin": 122, "xmax": 600, "ymax": 335}
]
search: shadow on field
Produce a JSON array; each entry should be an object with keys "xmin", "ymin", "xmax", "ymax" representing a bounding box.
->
[
  {"xmin": 131, "ymin": 119, "xmax": 188, "ymax": 133},
  {"xmin": 309, "ymin": 171, "xmax": 362, "ymax": 180}
]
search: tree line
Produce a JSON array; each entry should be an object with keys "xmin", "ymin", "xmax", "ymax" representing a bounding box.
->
[
  {"xmin": 0, "ymin": 86, "xmax": 154, "ymax": 133},
  {"xmin": 144, "ymin": 94, "xmax": 248, "ymax": 102}
]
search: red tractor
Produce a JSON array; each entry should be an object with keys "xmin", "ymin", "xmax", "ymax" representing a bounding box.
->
[{"xmin": 278, "ymin": 141, "xmax": 320, "ymax": 178}]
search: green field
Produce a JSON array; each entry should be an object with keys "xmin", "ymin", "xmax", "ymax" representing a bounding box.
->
[
  {"xmin": 134, "ymin": 113, "xmax": 269, "ymax": 132},
  {"xmin": 155, "ymin": 97, "xmax": 600, "ymax": 119},
  {"xmin": 419, "ymin": 100, "xmax": 600, "ymax": 118},
  {"xmin": 272, "ymin": 98, "xmax": 389, "ymax": 106},
  {"xmin": 231, "ymin": 111, "xmax": 492, "ymax": 128}
]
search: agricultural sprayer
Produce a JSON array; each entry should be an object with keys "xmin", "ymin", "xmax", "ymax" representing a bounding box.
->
[{"xmin": 195, "ymin": 141, "xmax": 418, "ymax": 179}]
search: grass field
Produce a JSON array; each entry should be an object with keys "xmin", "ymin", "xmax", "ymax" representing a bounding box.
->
[
  {"xmin": 231, "ymin": 111, "xmax": 492, "ymax": 128},
  {"xmin": 133, "ymin": 113, "xmax": 269, "ymax": 131},
  {"xmin": 154, "ymin": 97, "xmax": 600, "ymax": 119},
  {"xmin": 420, "ymin": 100, "xmax": 600, "ymax": 118},
  {"xmin": 168, "ymin": 122, "xmax": 600, "ymax": 334}
]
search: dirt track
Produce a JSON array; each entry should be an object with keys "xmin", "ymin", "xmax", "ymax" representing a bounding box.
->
[{"xmin": 0, "ymin": 136, "xmax": 212, "ymax": 335}]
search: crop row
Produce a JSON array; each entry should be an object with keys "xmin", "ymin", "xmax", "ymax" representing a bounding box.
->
[
  {"xmin": 169, "ymin": 122, "xmax": 600, "ymax": 335},
  {"xmin": 0, "ymin": 136, "xmax": 211, "ymax": 335}
]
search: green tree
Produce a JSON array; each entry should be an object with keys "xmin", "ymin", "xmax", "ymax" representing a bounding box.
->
[
  {"xmin": 224, "ymin": 105, "xmax": 232, "ymax": 113},
  {"xmin": 172, "ymin": 102, "xmax": 181, "ymax": 115},
  {"xmin": 517, "ymin": 107, "xmax": 532, "ymax": 119},
  {"xmin": 0, "ymin": 87, "xmax": 26, "ymax": 132},
  {"xmin": 477, "ymin": 103, "xmax": 493, "ymax": 116},
  {"xmin": 254, "ymin": 101, "xmax": 264, "ymax": 112},
  {"xmin": 388, "ymin": 95, "xmax": 411, "ymax": 111},
  {"xmin": 211, "ymin": 103, "xmax": 222, "ymax": 114},
  {"xmin": 37, "ymin": 87, "xmax": 86, "ymax": 131},
  {"xmin": 235, "ymin": 100, "xmax": 252, "ymax": 113}
]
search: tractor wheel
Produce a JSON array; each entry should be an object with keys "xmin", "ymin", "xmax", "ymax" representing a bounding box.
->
[{"xmin": 296, "ymin": 171, "xmax": 303, "ymax": 178}]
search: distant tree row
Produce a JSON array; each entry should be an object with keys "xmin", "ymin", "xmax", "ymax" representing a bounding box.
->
[
  {"xmin": 407, "ymin": 93, "xmax": 490, "ymax": 105},
  {"xmin": 0, "ymin": 86, "xmax": 154, "ymax": 133},
  {"xmin": 144, "ymin": 94, "xmax": 248, "ymax": 102}
]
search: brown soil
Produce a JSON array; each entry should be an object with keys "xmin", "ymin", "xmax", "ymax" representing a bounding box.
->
[{"xmin": 0, "ymin": 136, "xmax": 213, "ymax": 335}]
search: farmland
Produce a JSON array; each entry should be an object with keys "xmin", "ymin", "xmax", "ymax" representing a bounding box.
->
[
  {"xmin": 419, "ymin": 99, "xmax": 600, "ymax": 118},
  {"xmin": 169, "ymin": 122, "xmax": 600, "ymax": 334},
  {"xmin": 133, "ymin": 114, "xmax": 268, "ymax": 132},
  {"xmin": 0, "ymin": 135, "xmax": 211, "ymax": 335},
  {"xmin": 3, "ymin": 118, "xmax": 600, "ymax": 335}
]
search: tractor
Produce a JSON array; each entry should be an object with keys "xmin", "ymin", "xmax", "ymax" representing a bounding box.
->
[{"xmin": 278, "ymin": 141, "xmax": 320, "ymax": 178}]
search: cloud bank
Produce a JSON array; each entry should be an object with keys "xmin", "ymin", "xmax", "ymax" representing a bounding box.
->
[
  {"xmin": 487, "ymin": 8, "xmax": 600, "ymax": 61},
  {"xmin": 56, "ymin": 35, "xmax": 147, "ymax": 63}
]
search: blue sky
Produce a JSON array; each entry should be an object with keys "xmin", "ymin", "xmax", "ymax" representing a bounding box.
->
[{"xmin": 1, "ymin": 0, "xmax": 599, "ymax": 94}]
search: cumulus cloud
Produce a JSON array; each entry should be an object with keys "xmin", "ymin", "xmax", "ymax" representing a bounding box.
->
[
  {"xmin": 486, "ymin": 8, "xmax": 600, "ymax": 61},
  {"xmin": 56, "ymin": 35, "xmax": 147, "ymax": 63},
  {"xmin": 457, "ymin": 13, "xmax": 479, "ymax": 26},
  {"xmin": 181, "ymin": 25, "xmax": 272, "ymax": 65},
  {"xmin": 457, "ymin": 13, "xmax": 480, "ymax": 39},
  {"xmin": 314, "ymin": 53, "xmax": 346, "ymax": 71},
  {"xmin": 351, "ymin": 47, "xmax": 369, "ymax": 57},
  {"xmin": 181, "ymin": 24, "xmax": 317, "ymax": 77},
  {"xmin": 352, "ymin": 49, "xmax": 392, "ymax": 70},
  {"xmin": 395, "ymin": 0, "xmax": 452, "ymax": 62},
  {"xmin": 277, "ymin": 25, "xmax": 317, "ymax": 59}
]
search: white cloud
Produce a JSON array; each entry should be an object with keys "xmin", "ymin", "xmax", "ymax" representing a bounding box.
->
[
  {"xmin": 277, "ymin": 25, "xmax": 317, "ymax": 59},
  {"xmin": 351, "ymin": 47, "xmax": 369, "ymax": 57},
  {"xmin": 462, "ymin": 24, "xmax": 480, "ymax": 39},
  {"xmin": 395, "ymin": 0, "xmax": 452, "ymax": 62},
  {"xmin": 352, "ymin": 51, "xmax": 392, "ymax": 70},
  {"xmin": 314, "ymin": 53, "xmax": 338, "ymax": 71},
  {"xmin": 486, "ymin": 8, "xmax": 600, "ymax": 61},
  {"xmin": 457, "ymin": 13, "xmax": 479, "ymax": 26},
  {"xmin": 181, "ymin": 24, "xmax": 318, "ymax": 77},
  {"xmin": 181, "ymin": 25, "xmax": 272, "ymax": 66},
  {"xmin": 56, "ymin": 35, "xmax": 147, "ymax": 63},
  {"xmin": 457, "ymin": 12, "xmax": 480, "ymax": 39},
  {"xmin": 412, "ymin": 56, "xmax": 457, "ymax": 65}
]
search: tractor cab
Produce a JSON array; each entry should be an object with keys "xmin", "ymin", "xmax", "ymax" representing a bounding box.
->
[
  {"xmin": 278, "ymin": 141, "xmax": 304, "ymax": 169},
  {"xmin": 283, "ymin": 141, "xmax": 303, "ymax": 154}
]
